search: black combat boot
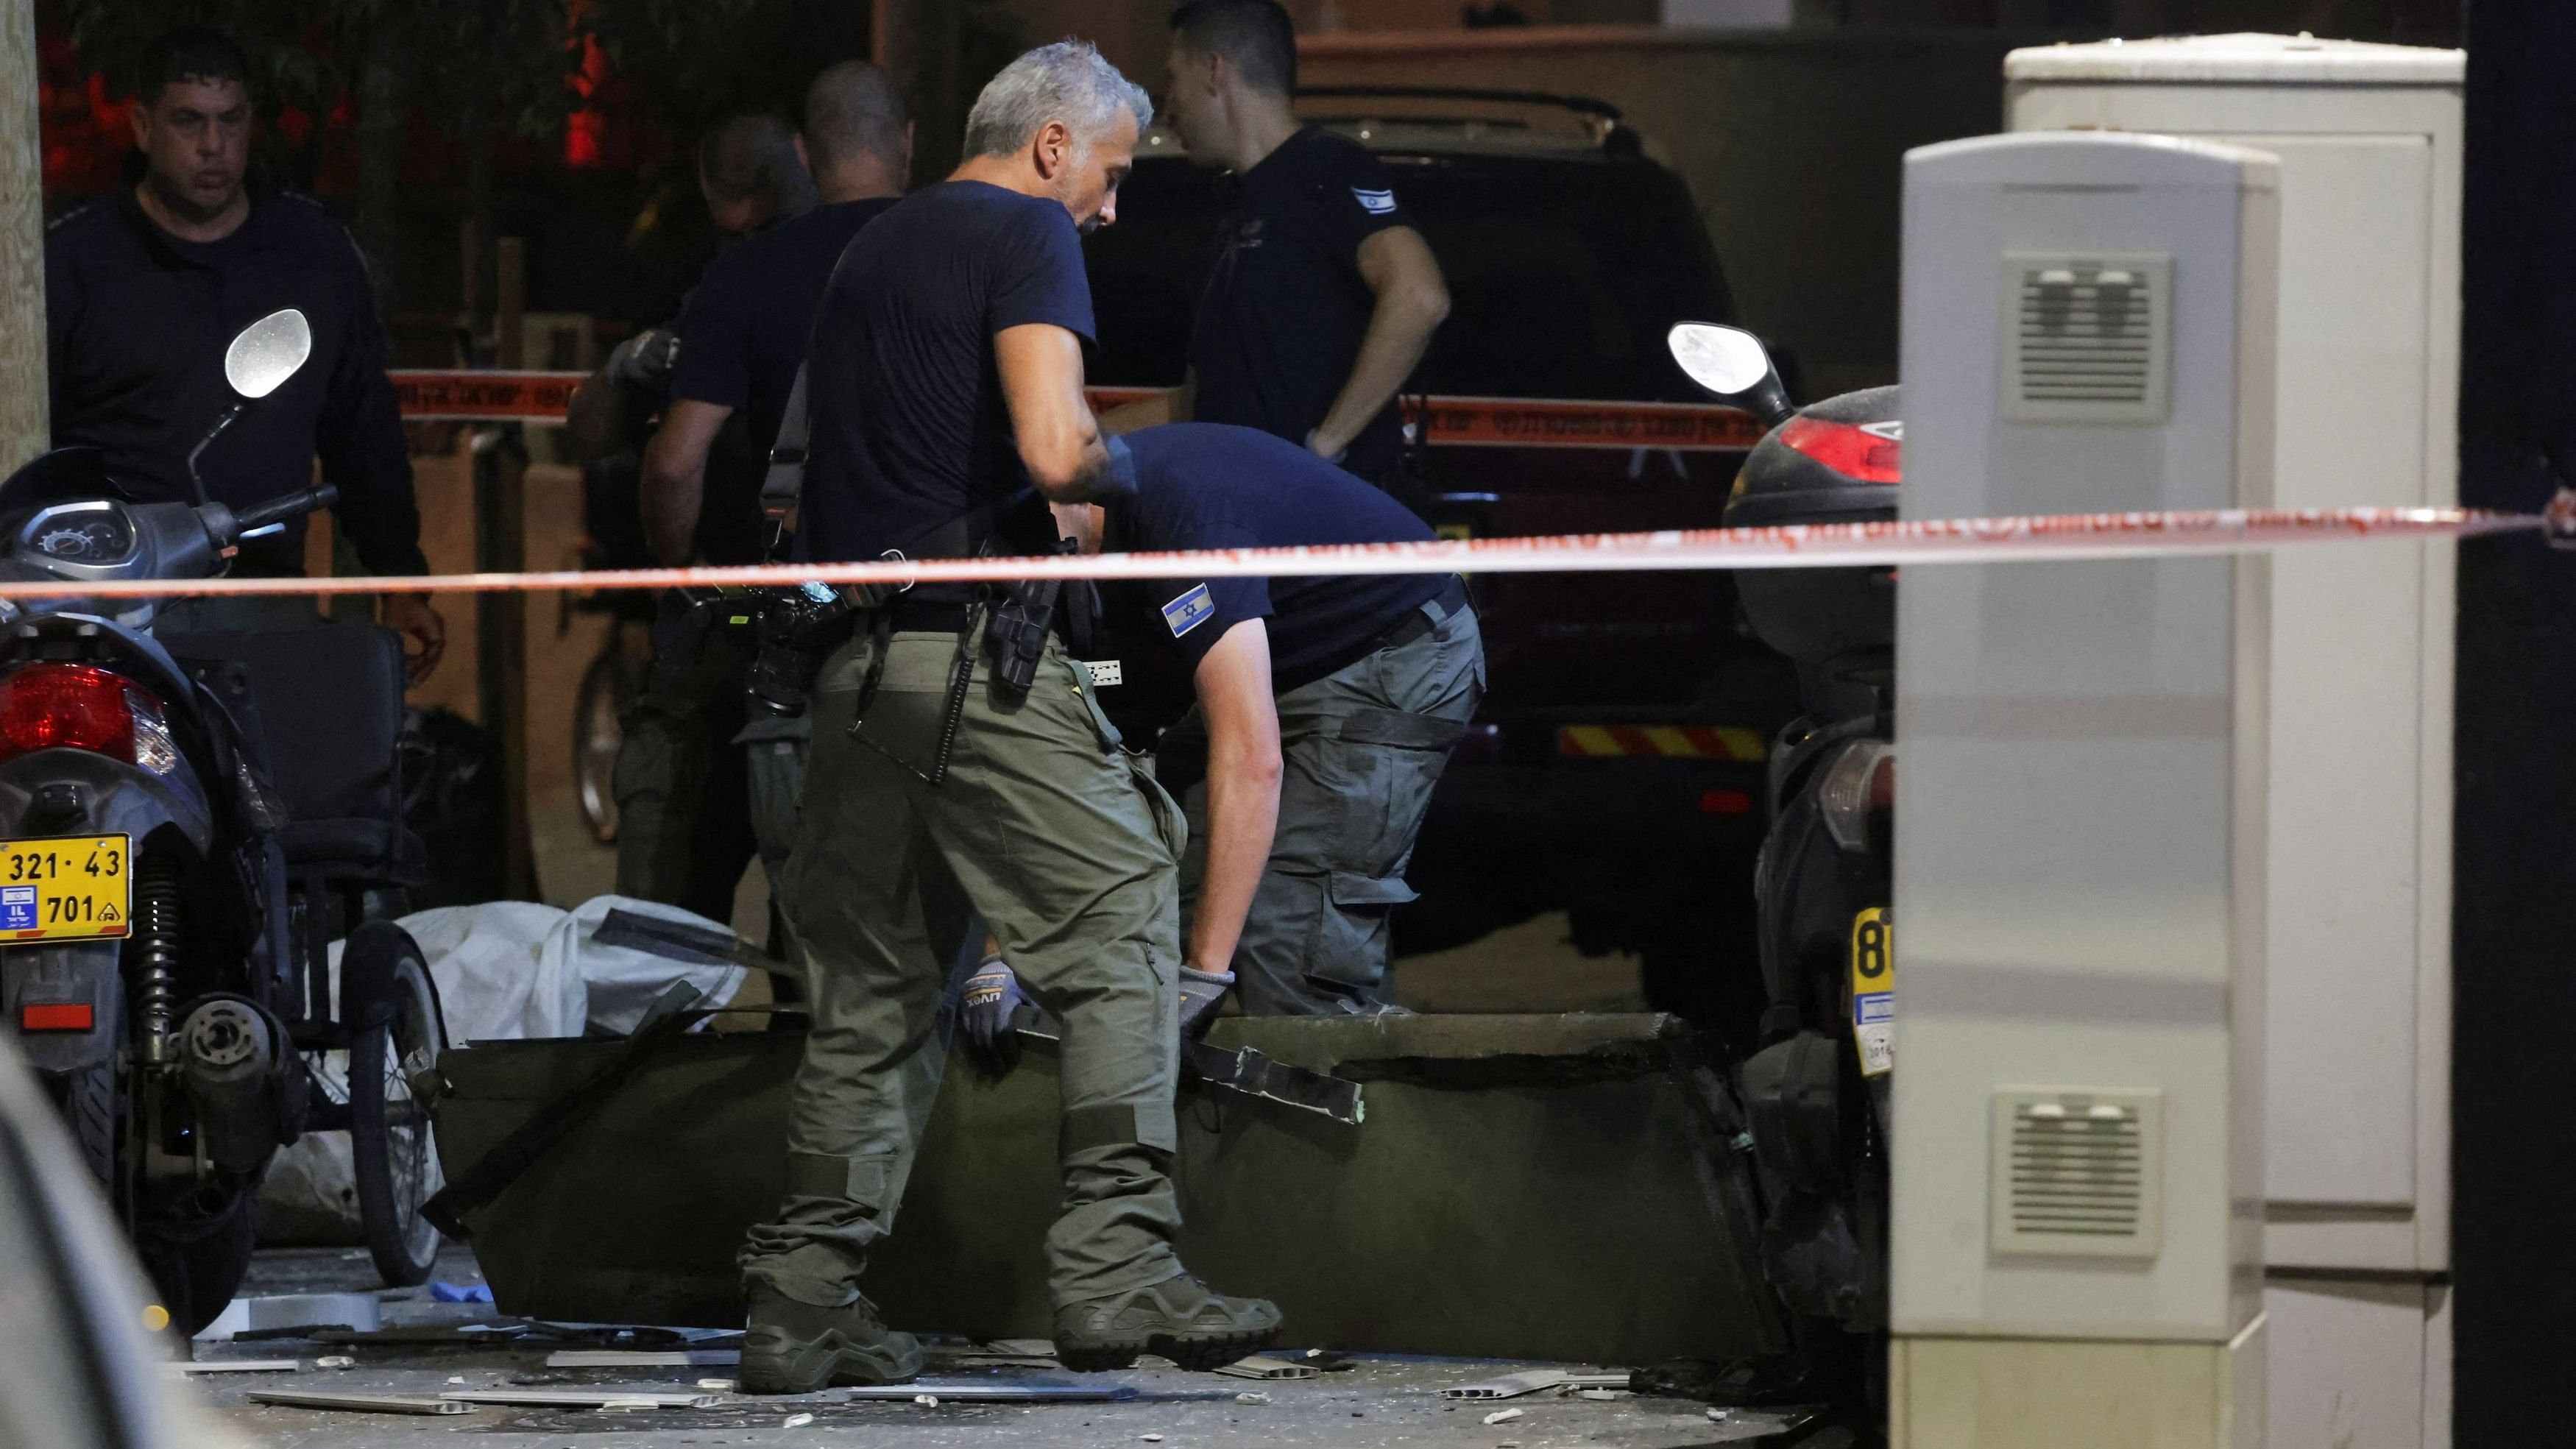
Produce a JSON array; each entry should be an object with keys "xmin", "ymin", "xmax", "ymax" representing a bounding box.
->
[
  {"xmin": 1052, "ymin": 1273, "xmax": 1283, "ymax": 1372},
  {"xmin": 739, "ymin": 1283, "xmax": 924, "ymax": 1394}
]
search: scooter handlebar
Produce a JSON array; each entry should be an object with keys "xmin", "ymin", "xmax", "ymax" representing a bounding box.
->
[{"xmin": 228, "ymin": 485, "xmax": 339, "ymax": 538}]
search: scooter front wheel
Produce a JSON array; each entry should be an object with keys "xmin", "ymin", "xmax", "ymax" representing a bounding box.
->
[{"xmin": 345, "ymin": 922, "xmax": 445, "ymax": 1287}]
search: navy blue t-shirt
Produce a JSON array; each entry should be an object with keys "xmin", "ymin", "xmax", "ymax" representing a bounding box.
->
[
  {"xmin": 670, "ymin": 196, "xmax": 897, "ymax": 563},
  {"xmin": 1108, "ymin": 423, "xmax": 1446, "ymax": 690},
  {"xmin": 1188, "ymin": 127, "xmax": 1411, "ymax": 485},
  {"xmin": 45, "ymin": 188, "xmax": 425, "ymax": 578},
  {"xmin": 800, "ymin": 182, "xmax": 1090, "ymax": 574}
]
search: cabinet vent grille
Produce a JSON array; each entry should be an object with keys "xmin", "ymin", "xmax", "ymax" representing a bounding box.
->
[
  {"xmin": 1990, "ymin": 1088, "xmax": 2164, "ymax": 1258},
  {"xmin": 2002, "ymin": 253, "xmax": 2172, "ymax": 425}
]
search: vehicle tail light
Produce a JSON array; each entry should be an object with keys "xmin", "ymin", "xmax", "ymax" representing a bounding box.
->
[
  {"xmin": 1699, "ymin": 787, "xmax": 1754, "ymax": 816},
  {"xmin": 19, "ymin": 1003, "xmax": 96, "ymax": 1032},
  {"xmin": 1818, "ymin": 739, "xmax": 1895, "ymax": 852},
  {"xmin": 0, "ymin": 663, "xmax": 145, "ymax": 765},
  {"xmin": 1779, "ymin": 416, "xmax": 1902, "ymax": 483}
]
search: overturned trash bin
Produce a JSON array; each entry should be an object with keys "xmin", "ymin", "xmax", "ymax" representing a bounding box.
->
[{"xmin": 428, "ymin": 1013, "xmax": 1784, "ymax": 1367}]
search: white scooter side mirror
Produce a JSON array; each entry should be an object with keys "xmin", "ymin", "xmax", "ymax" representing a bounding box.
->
[
  {"xmin": 224, "ymin": 309, "xmax": 313, "ymax": 400},
  {"xmin": 187, "ymin": 309, "xmax": 316, "ymax": 509},
  {"xmin": 1667, "ymin": 322, "xmax": 1795, "ymax": 428}
]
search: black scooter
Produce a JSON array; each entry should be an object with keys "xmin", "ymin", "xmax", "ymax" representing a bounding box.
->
[
  {"xmin": 0, "ymin": 309, "xmax": 443, "ymax": 1332},
  {"xmin": 1669, "ymin": 322, "xmax": 1898, "ymax": 1415}
]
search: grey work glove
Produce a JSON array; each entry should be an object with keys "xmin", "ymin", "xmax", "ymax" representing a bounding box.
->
[
  {"xmin": 960, "ymin": 957, "xmax": 1027, "ymax": 1080},
  {"xmin": 1178, "ymin": 967, "xmax": 1236, "ymax": 1039},
  {"xmin": 606, "ymin": 327, "xmax": 679, "ymax": 389},
  {"xmin": 1092, "ymin": 431, "xmax": 1141, "ymax": 503}
]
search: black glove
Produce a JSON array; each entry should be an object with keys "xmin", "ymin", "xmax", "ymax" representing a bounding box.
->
[{"xmin": 960, "ymin": 956, "xmax": 1027, "ymax": 1080}]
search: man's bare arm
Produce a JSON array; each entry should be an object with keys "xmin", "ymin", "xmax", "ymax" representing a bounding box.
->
[
  {"xmin": 1189, "ymin": 619, "xmax": 1284, "ymax": 975},
  {"xmin": 1309, "ymin": 227, "xmax": 1450, "ymax": 461},
  {"xmin": 1050, "ymin": 501, "xmax": 1105, "ymax": 555},
  {"xmin": 996, "ymin": 322, "xmax": 1125, "ymax": 502},
  {"xmin": 563, "ymin": 368, "xmax": 625, "ymax": 464},
  {"xmin": 640, "ymin": 399, "xmax": 735, "ymax": 565},
  {"xmin": 565, "ymin": 327, "xmax": 680, "ymax": 466},
  {"xmin": 1098, "ymin": 372, "xmax": 1197, "ymax": 436}
]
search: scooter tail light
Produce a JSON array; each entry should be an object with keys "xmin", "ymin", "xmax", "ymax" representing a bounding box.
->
[
  {"xmin": 1778, "ymin": 416, "xmax": 1903, "ymax": 484},
  {"xmin": 0, "ymin": 663, "xmax": 148, "ymax": 766},
  {"xmin": 1818, "ymin": 739, "xmax": 1895, "ymax": 853}
]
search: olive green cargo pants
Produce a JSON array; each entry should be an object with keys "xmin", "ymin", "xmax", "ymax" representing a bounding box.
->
[
  {"xmin": 738, "ymin": 621, "xmax": 1187, "ymax": 1309},
  {"xmin": 1166, "ymin": 603, "xmax": 1484, "ymax": 1016}
]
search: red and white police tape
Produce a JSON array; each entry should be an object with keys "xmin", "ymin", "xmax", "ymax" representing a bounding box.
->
[
  {"xmin": 0, "ymin": 506, "xmax": 2539, "ymax": 603},
  {"xmin": 391, "ymin": 371, "xmax": 1771, "ymax": 450}
]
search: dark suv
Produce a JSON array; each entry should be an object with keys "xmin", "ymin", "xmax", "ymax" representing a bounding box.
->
[{"xmin": 1083, "ymin": 91, "xmax": 1796, "ymax": 1028}]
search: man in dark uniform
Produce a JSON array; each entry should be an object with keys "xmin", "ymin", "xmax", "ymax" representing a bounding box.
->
[
  {"xmin": 565, "ymin": 115, "xmax": 811, "ymax": 913},
  {"xmin": 626, "ymin": 65, "xmax": 911, "ymax": 907},
  {"xmin": 732, "ymin": 40, "xmax": 1278, "ymax": 1396},
  {"xmin": 1105, "ymin": 0, "xmax": 1449, "ymax": 504},
  {"xmin": 564, "ymin": 113, "xmax": 815, "ymax": 470},
  {"xmin": 45, "ymin": 25, "xmax": 442, "ymax": 665},
  {"xmin": 1049, "ymin": 424, "xmax": 1482, "ymax": 1016}
]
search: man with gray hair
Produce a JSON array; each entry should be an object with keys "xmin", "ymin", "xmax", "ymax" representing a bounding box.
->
[{"xmin": 733, "ymin": 41, "xmax": 1281, "ymax": 1395}]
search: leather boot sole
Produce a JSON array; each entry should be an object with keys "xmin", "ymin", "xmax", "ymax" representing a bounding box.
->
[
  {"xmin": 1056, "ymin": 1322, "xmax": 1281, "ymax": 1374},
  {"xmin": 737, "ymin": 1333, "xmax": 924, "ymax": 1395}
]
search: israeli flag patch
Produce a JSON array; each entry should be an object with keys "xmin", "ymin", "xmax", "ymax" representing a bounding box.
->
[
  {"xmin": 1351, "ymin": 186, "xmax": 1397, "ymax": 216},
  {"xmin": 1161, "ymin": 584, "xmax": 1217, "ymax": 638}
]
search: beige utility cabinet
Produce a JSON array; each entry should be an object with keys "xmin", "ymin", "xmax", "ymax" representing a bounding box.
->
[{"xmin": 2008, "ymin": 34, "xmax": 2462, "ymax": 1449}]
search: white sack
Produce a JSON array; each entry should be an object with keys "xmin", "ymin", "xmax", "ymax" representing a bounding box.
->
[{"xmin": 261, "ymin": 896, "xmax": 749, "ymax": 1246}]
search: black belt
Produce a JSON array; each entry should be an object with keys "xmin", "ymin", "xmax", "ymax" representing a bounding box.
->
[
  {"xmin": 880, "ymin": 598, "xmax": 977, "ymax": 635},
  {"xmin": 1372, "ymin": 575, "xmax": 1471, "ymax": 653}
]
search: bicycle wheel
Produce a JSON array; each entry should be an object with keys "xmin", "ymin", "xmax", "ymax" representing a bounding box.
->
[{"xmin": 345, "ymin": 921, "xmax": 445, "ymax": 1287}]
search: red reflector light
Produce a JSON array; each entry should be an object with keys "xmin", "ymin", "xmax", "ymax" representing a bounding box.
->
[
  {"xmin": 1778, "ymin": 416, "xmax": 1901, "ymax": 483},
  {"xmin": 1699, "ymin": 787, "xmax": 1755, "ymax": 816},
  {"xmin": 19, "ymin": 1003, "xmax": 95, "ymax": 1032},
  {"xmin": 0, "ymin": 663, "xmax": 137, "ymax": 765}
]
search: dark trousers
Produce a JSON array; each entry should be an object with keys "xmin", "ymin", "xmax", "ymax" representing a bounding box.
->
[
  {"xmin": 1164, "ymin": 605, "xmax": 1485, "ymax": 1014},
  {"xmin": 612, "ymin": 621, "xmax": 759, "ymax": 924}
]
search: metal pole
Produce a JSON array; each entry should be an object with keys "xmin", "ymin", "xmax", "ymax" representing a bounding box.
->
[
  {"xmin": 1, "ymin": 0, "xmax": 47, "ymax": 475},
  {"xmin": 475, "ymin": 238, "xmax": 536, "ymax": 899}
]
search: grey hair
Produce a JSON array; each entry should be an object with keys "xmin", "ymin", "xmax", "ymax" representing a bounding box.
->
[{"xmin": 961, "ymin": 40, "xmax": 1153, "ymax": 160}]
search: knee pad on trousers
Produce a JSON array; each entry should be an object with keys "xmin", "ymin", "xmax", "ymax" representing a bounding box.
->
[
  {"xmin": 1060, "ymin": 1102, "xmax": 1178, "ymax": 1165},
  {"xmin": 785, "ymin": 1151, "xmax": 897, "ymax": 1212}
]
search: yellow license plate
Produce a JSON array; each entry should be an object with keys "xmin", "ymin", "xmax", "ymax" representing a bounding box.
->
[
  {"xmin": 1, "ymin": 836, "xmax": 132, "ymax": 943},
  {"xmin": 1849, "ymin": 906, "xmax": 1893, "ymax": 1078}
]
